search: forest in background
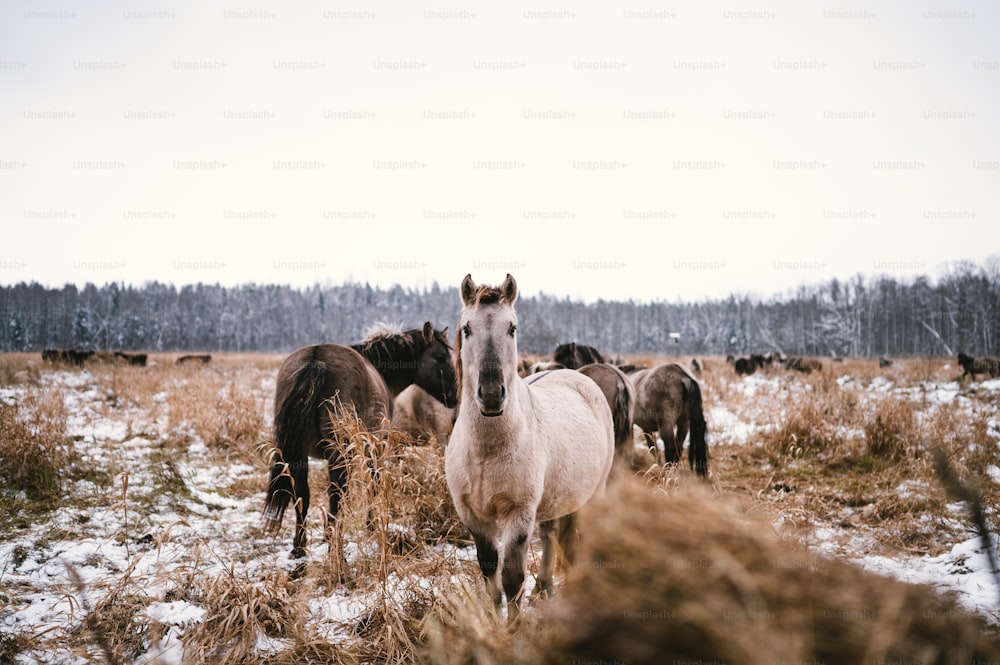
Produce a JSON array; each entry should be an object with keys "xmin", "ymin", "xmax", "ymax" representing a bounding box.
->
[{"xmin": 1, "ymin": 259, "xmax": 997, "ymax": 358}]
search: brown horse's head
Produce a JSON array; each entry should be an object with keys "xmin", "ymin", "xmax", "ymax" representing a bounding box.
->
[
  {"xmin": 414, "ymin": 321, "xmax": 458, "ymax": 408},
  {"xmin": 456, "ymin": 273, "xmax": 519, "ymax": 417},
  {"xmin": 553, "ymin": 342, "xmax": 604, "ymax": 369}
]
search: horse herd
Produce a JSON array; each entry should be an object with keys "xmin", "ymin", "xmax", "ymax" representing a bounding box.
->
[
  {"xmin": 726, "ymin": 352, "xmax": 822, "ymax": 376},
  {"xmin": 261, "ymin": 274, "xmax": 712, "ymax": 617},
  {"xmin": 41, "ymin": 349, "xmax": 213, "ymax": 366},
  {"xmin": 258, "ymin": 274, "xmax": 1000, "ymax": 617},
  {"xmin": 37, "ymin": 276, "xmax": 999, "ymax": 620}
]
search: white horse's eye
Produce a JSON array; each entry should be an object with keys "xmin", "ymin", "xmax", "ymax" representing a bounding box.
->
[
  {"xmin": 462, "ymin": 324, "xmax": 471, "ymax": 338},
  {"xmin": 509, "ymin": 324, "xmax": 517, "ymax": 337}
]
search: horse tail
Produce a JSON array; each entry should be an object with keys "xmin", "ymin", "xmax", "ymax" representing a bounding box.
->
[
  {"xmin": 263, "ymin": 356, "xmax": 327, "ymax": 531},
  {"xmin": 686, "ymin": 378, "xmax": 708, "ymax": 478},
  {"xmin": 612, "ymin": 373, "xmax": 634, "ymax": 454}
]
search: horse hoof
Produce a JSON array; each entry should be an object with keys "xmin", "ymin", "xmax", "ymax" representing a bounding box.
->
[{"xmin": 290, "ymin": 546, "xmax": 307, "ymax": 559}]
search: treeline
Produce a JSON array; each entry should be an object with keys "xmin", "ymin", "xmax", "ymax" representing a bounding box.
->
[{"xmin": 1, "ymin": 259, "xmax": 997, "ymax": 357}]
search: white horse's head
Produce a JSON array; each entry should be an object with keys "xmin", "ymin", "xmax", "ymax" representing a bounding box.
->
[{"xmin": 457, "ymin": 273, "xmax": 518, "ymax": 417}]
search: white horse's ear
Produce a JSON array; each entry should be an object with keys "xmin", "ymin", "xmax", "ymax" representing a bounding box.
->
[
  {"xmin": 461, "ymin": 274, "xmax": 477, "ymax": 305},
  {"xmin": 422, "ymin": 321, "xmax": 434, "ymax": 343},
  {"xmin": 501, "ymin": 273, "xmax": 517, "ymax": 304}
]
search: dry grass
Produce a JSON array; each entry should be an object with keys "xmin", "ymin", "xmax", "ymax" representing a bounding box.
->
[
  {"xmin": 864, "ymin": 396, "xmax": 918, "ymax": 459},
  {"xmin": 430, "ymin": 477, "xmax": 998, "ymax": 665},
  {"xmin": 0, "ymin": 386, "xmax": 72, "ymax": 503},
  {"xmin": 1, "ymin": 352, "xmax": 997, "ymax": 664}
]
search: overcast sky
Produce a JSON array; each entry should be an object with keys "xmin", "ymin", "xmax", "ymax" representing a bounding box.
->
[{"xmin": 1, "ymin": 1, "xmax": 997, "ymax": 303}]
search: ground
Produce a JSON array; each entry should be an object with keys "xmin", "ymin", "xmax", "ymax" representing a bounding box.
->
[{"xmin": 0, "ymin": 352, "xmax": 997, "ymax": 664}]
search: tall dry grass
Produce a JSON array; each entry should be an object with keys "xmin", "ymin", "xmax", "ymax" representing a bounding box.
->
[
  {"xmin": 429, "ymin": 477, "xmax": 999, "ymax": 665},
  {"xmin": 0, "ymin": 386, "xmax": 71, "ymax": 502},
  {"xmin": 3, "ymin": 352, "xmax": 997, "ymax": 664}
]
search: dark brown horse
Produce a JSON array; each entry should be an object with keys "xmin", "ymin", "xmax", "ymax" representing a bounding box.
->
[
  {"xmin": 626, "ymin": 363, "xmax": 708, "ymax": 477},
  {"xmin": 553, "ymin": 342, "xmax": 606, "ymax": 369},
  {"xmin": 263, "ymin": 322, "xmax": 457, "ymax": 557},
  {"xmin": 114, "ymin": 351, "xmax": 148, "ymax": 367},
  {"xmin": 177, "ymin": 354, "xmax": 212, "ymax": 365},
  {"xmin": 784, "ymin": 356, "xmax": 823, "ymax": 373},
  {"xmin": 958, "ymin": 353, "xmax": 1000, "ymax": 380},
  {"xmin": 42, "ymin": 348, "xmax": 93, "ymax": 366},
  {"xmin": 577, "ymin": 363, "xmax": 635, "ymax": 472}
]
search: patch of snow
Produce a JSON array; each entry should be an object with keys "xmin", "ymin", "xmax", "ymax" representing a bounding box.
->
[
  {"xmin": 986, "ymin": 465, "xmax": 1000, "ymax": 485},
  {"xmin": 709, "ymin": 404, "xmax": 756, "ymax": 445},
  {"xmin": 147, "ymin": 600, "xmax": 206, "ymax": 626},
  {"xmin": 856, "ymin": 534, "xmax": 1000, "ymax": 621}
]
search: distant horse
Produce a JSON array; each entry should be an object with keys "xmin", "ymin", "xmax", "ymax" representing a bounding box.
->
[
  {"xmin": 263, "ymin": 322, "xmax": 457, "ymax": 558},
  {"xmin": 391, "ymin": 384, "xmax": 455, "ymax": 448},
  {"xmin": 627, "ymin": 363, "xmax": 708, "ymax": 477},
  {"xmin": 42, "ymin": 348, "xmax": 93, "ymax": 366},
  {"xmin": 879, "ymin": 356, "xmax": 892, "ymax": 369},
  {"xmin": 177, "ymin": 354, "xmax": 212, "ymax": 365},
  {"xmin": 690, "ymin": 357, "xmax": 703, "ymax": 376},
  {"xmin": 577, "ymin": 363, "xmax": 635, "ymax": 471},
  {"xmin": 553, "ymin": 342, "xmax": 605, "ymax": 369},
  {"xmin": 527, "ymin": 360, "xmax": 566, "ymax": 374},
  {"xmin": 446, "ymin": 274, "xmax": 614, "ymax": 619},
  {"xmin": 734, "ymin": 357, "xmax": 758, "ymax": 376},
  {"xmin": 114, "ymin": 351, "xmax": 148, "ymax": 367},
  {"xmin": 784, "ymin": 357, "xmax": 823, "ymax": 373},
  {"xmin": 958, "ymin": 353, "xmax": 1000, "ymax": 380}
]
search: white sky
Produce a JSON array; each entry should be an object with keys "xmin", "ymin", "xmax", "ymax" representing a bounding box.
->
[{"xmin": 1, "ymin": 0, "xmax": 998, "ymax": 303}]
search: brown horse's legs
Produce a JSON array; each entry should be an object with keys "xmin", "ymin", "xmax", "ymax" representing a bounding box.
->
[
  {"xmin": 661, "ymin": 427, "xmax": 682, "ymax": 466},
  {"xmin": 324, "ymin": 446, "xmax": 348, "ymax": 539},
  {"xmin": 472, "ymin": 532, "xmax": 502, "ymax": 611},
  {"xmin": 557, "ymin": 513, "xmax": 579, "ymax": 566},
  {"xmin": 643, "ymin": 431, "xmax": 662, "ymax": 466},
  {"xmin": 676, "ymin": 417, "xmax": 690, "ymax": 468},
  {"xmin": 291, "ymin": 483, "xmax": 310, "ymax": 558}
]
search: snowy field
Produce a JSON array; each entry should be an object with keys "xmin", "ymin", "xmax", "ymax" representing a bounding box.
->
[{"xmin": 0, "ymin": 355, "xmax": 998, "ymax": 663}]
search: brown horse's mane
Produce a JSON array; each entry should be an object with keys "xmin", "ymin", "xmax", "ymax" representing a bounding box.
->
[{"xmin": 353, "ymin": 322, "xmax": 417, "ymax": 356}]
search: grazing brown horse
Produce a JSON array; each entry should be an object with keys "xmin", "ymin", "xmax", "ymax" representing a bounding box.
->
[
  {"xmin": 577, "ymin": 363, "xmax": 635, "ymax": 471},
  {"xmin": 391, "ymin": 384, "xmax": 455, "ymax": 448},
  {"xmin": 114, "ymin": 351, "xmax": 148, "ymax": 367},
  {"xmin": 264, "ymin": 322, "xmax": 457, "ymax": 558},
  {"xmin": 958, "ymin": 353, "xmax": 1000, "ymax": 380},
  {"xmin": 177, "ymin": 354, "xmax": 212, "ymax": 365},
  {"xmin": 446, "ymin": 274, "xmax": 614, "ymax": 619},
  {"xmin": 42, "ymin": 348, "xmax": 93, "ymax": 366},
  {"xmin": 626, "ymin": 363, "xmax": 708, "ymax": 477},
  {"xmin": 734, "ymin": 356, "xmax": 758, "ymax": 376},
  {"xmin": 553, "ymin": 342, "xmax": 606, "ymax": 369},
  {"xmin": 784, "ymin": 356, "xmax": 823, "ymax": 373}
]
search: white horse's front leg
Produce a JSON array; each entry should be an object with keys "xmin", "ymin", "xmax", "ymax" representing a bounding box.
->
[
  {"xmin": 471, "ymin": 531, "xmax": 502, "ymax": 611},
  {"xmin": 537, "ymin": 519, "xmax": 557, "ymax": 598},
  {"xmin": 501, "ymin": 515, "xmax": 535, "ymax": 621}
]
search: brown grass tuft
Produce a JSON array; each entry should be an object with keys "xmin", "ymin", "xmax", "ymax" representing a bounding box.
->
[
  {"xmin": 0, "ymin": 389, "xmax": 71, "ymax": 500},
  {"xmin": 865, "ymin": 396, "xmax": 918, "ymax": 459},
  {"xmin": 181, "ymin": 562, "xmax": 307, "ymax": 664},
  {"xmin": 434, "ymin": 477, "xmax": 998, "ymax": 664}
]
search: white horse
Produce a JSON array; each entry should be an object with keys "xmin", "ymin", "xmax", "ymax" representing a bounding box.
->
[{"xmin": 445, "ymin": 274, "xmax": 614, "ymax": 619}]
